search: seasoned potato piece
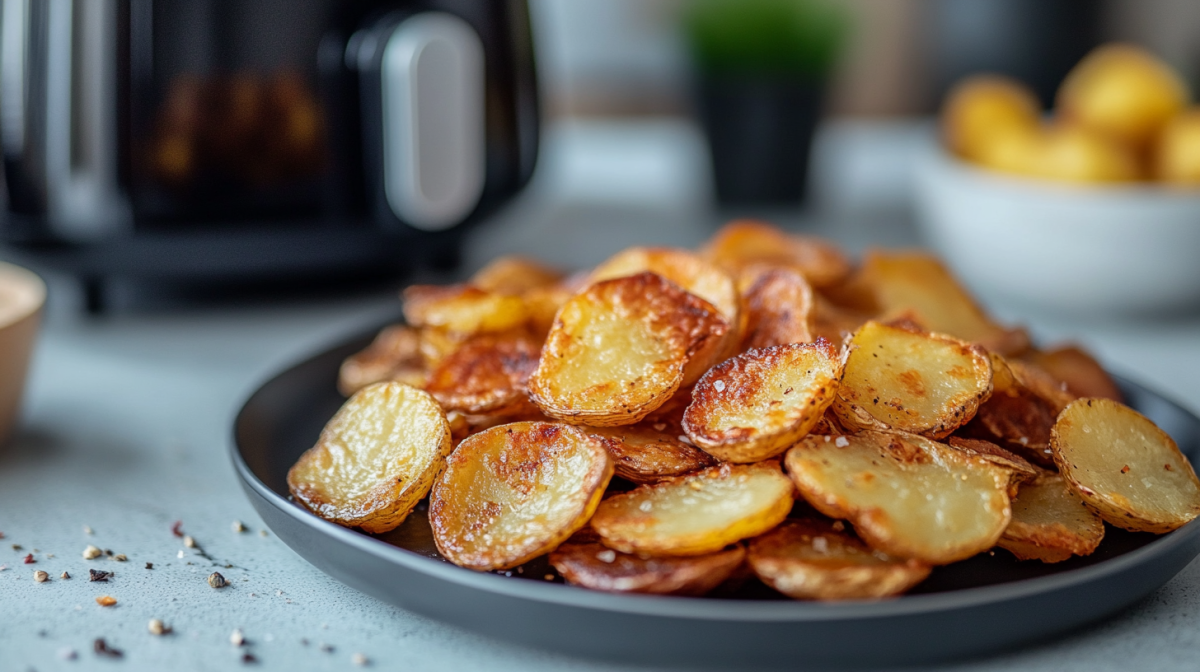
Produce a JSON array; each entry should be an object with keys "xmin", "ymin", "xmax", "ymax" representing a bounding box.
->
[
  {"xmin": 1024, "ymin": 346, "xmax": 1122, "ymax": 402},
  {"xmin": 430, "ymin": 422, "xmax": 612, "ymax": 570},
  {"xmin": 737, "ymin": 265, "xmax": 814, "ymax": 350},
  {"xmin": 965, "ymin": 359, "xmax": 1073, "ymax": 468},
  {"xmin": 1008, "ymin": 360, "xmax": 1075, "ymax": 413},
  {"xmin": 786, "ymin": 431, "xmax": 1013, "ymax": 564},
  {"xmin": 947, "ymin": 436, "xmax": 1038, "ymax": 490},
  {"xmin": 587, "ymin": 426, "xmax": 715, "ymax": 484},
  {"xmin": 998, "ymin": 474, "xmax": 1105, "ymax": 563},
  {"xmin": 748, "ymin": 519, "xmax": 931, "ymax": 600},
  {"xmin": 591, "ymin": 461, "xmax": 794, "ymax": 556},
  {"xmin": 288, "ymin": 383, "xmax": 452, "ymax": 534},
  {"xmin": 1052, "ymin": 398, "xmax": 1200, "ymax": 533},
  {"xmin": 810, "ymin": 293, "xmax": 873, "ymax": 344},
  {"xmin": 423, "ymin": 331, "xmax": 540, "ymax": 416},
  {"xmin": 470, "ymin": 256, "xmax": 563, "ymax": 295},
  {"xmin": 403, "ymin": 284, "xmax": 529, "ymax": 335},
  {"xmin": 832, "ymin": 321, "xmax": 992, "ymax": 439},
  {"xmin": 528, "ymin": 272, "xmax": 727, "ymax": 426},
  {"xmin": 550, "ymin": 542, "xmax": 745, "ymax": 596},
  {"xmin": 683, "ymin": 340, "xmax": 844, "ymax": 463},
  {"xmin": 337, "ymin": 325, "xmax": 427, "ymax": 396},
  {"xmin": 701, "ymin": 220, "xmax": 851, "ymax": 288}
]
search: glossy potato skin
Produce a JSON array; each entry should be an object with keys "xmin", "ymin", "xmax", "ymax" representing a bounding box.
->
[
  {"xmin": 550, "ymin": 542, "xmax": 745, "ymax": 596},
  {"xmin": 587, "ymin": 426, "xmax": 715, "ymax": 484},
  {"xmin": 402, "ymin": 284, "xmax": 530, "ymax": 335},
  {"xmin": 423, "ymin": 331, "xmax": 541, "ymax": 416},
  {"xmin": 998, "ymin": 474, "xmax": 1104, "ymax": 563},
  {"xmin": 430, "ymin": 422, "xmax": 613, "ymax": 570},
  {"xmin": 288, "ymin": 383, "xmax": 452, "ymax": 534}
]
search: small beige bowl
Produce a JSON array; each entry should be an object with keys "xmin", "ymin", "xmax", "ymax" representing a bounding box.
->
[{"xmin": 0, "ymin": 262, "xmax": 44, "ymax": 444}]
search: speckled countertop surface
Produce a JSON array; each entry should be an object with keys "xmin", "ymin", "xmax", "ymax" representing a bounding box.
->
[{"xmin": 3, "ymin": 120, "xmax": 1200, "ymax": 672}]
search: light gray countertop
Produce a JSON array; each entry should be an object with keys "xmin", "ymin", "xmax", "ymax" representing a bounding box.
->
[{"xmin": 2, "ymin": 119, "xmax": 1200, "ymax": 672}]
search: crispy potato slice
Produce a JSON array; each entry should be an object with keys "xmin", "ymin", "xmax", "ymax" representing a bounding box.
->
[
  {"xmin": 587, "ymin": 426, "xmax": 715, "ymax": 484},
  {"xmin": 947, "ymin": 436, "xmax": 1038, "ymax": 490},
  {"xmin": 470, "ymin": 256, "xmax": 563, "ymax": 295},
  {"xmin": 430, "ymin": 422, "xmax": 612, "ymax": 570},
  {"xmin": 423, "ymin": 331, "xmax": 541, "ymax": 416},
  {"xmin": 1008, "ymin": 360, "xmax": 1075, "ymax": 413},
  {"xmin": 785, "ymin": 431, "xmax": 1013, "ymax": 564},
  {"xmin": 550, "ymin": 542, "xmax": 745, "ymax": 596},
  {"xmin": 748, "ymin": 519, "xmax": 931, "ymax": 600},
  {"xmin": 288, "ymin": 382, "xmax": 452, "ymax": 534},
  {"xmin": 591, "ymin": 461, "xmax": 794, "ymax": 556},
  {"xmin": 403, "ymin": 284, "xmax": 529, "ymax": 335},
  {"xmin": 528, "ymin": 272, "xmax": 728, "ymax": 426},
  {"xmin": 337, "ymin": 325, "xmax": 427, "ymax": 396},
  {"xmin": 701, "ymin": 220, "xmax": 851, "ymax": 288},
  {"xmin": 737, "ymin": 265, "xmax": 814, "ymax": 350},
  {"xmin": 810, "ymin": 293, "xmax": 874, "ymax": 344},
  {"xmin": 683, "ymin": 340, "xmax": 844, "ymax": 463},
  {"xmin": 1052, "ymin": 398, "xmax": 1200, "ymax": 533},
  {"xmin": 1024, "ymin": 345, "xmax": 1122, "ymax": 402},
  {"xmin": 832, "ymin": 321, "xmax": 992, "ymax": 439},
  {"xmin": 963, "ymin": 358, "xmax": 1073, "ymax": 468},
  {"xmin": 998, "ymin": 474, "xmax": 1105, "ymax": 563}
]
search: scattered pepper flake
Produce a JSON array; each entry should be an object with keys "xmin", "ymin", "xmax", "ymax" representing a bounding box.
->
[
  {"xmin": 83, "ymin": 545, "xmax": 102, "ymax": 560},
  {"xmin": 171, "ymin": 521, "xmax": 184, "ymax": 537},
  {"xmin": 242, "ymin": 653, "xmax": 258, "ymax": 664},
  {"xmin": 230, "ymin": 628, "xmax": 246, "ymax": 646},
  {"xmin": 12, "ymin": 544, "xmax": 22, "ymax": 550},
  {"xmin": 1166, "ymin": 464, "xmax": 1175, "ymax": 471},
  {"xmin": 23, "ymin": 553, "xmax": 34, "ymax": 564},
  {"xmin": 208, "ymin": 572, "xmax": 229, "ymax": 589},
  {"xmin": 95, "ymin": 595, "xmax": 117, "ymax": 607},
  {"xmin": 145, "ymin": 562, "xmax": 153, "ymax": 570},
  {"xmin": 114, "ymin": 554, "xmax": 127, "ymax": 562},
  {"xmin": 148, "ymin": 619, "xmax": 170, "ymax": 635},
  {"xmin": 1121, "ymin": 465, "xmax": 1130, "ymax": 474},
  {"xmin": 61, "ymin": 571, "xmax": 70, "ymax": 579},
  {"xmin": 0, "ymin": 531, "xmax": 4, "ymax": 539},
  {"xmin": 232, "ymin": 520, "xmax": 246, "ymax": 533},
  {"xmin": 34, "ymin": 570, "xmax": 49, "ymax": 582},
  {"xmin": 90, "ymin": 569, "xmax": 113, "ymax": 582},
  {"xmin": 319, "ymin": 643, "xmax": 334, "ymax": 653}
]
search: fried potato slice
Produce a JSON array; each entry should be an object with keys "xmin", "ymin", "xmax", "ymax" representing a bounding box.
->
[
  {"xmin": 737, "ymin": 265, "xmax": 814, "ymax": 350},
  {"xmin": 947, "ymin": 436, "xmax": 1038, "ymax": 491},
  {"xmin": 701, "ymin": 220, "xmax": 851, "ymax": 288},
  {"xmin": 470, "ymin": 256, "xmax": 563, "ymax": 295},
  {"xmin": 998, "ymin": 474, "xmax": 1105, "ymax": 563},
  {"xmin": 528, "ymin": 272, "xmax": 728, "ymax": 426},
  {"xmin": 549, "ymin": 542, "xmax": 745, "ymax": 596},
  {"xmin": 337, "ymin": 325, "xmax": 427, "ymax": 396},
  {"xmin": 683, "ymin": 340, "xmax": 844, "ymax": 463},
  {"xmin": 288, "ymin": 382, "xmax": 452, "ymax": 534},
  {"xmin": 748, "ymin": 519, "xmax": 931, "ymax": 600},
  {"xmin": 963, "ymin": 358, "xmax": 1073, "ymax": 468},
  {"xmin": 403, "ymin": 284, "xmax": 529, "ymax": 335},
  {"xmin": 591, "ymin": 461, "xmax": 794, "ymax": 556},
  {"xmin": 810, "ymin": 293, "xmax": 874, "ymax": 344},
  {"xmin": 1051, "ymin": 398, "xmax": 1200, "ymax": 533},
  {"xmin": 1023, "ymin": 345, "xmax": 1122, "ymax": 402},
  {"xmin": 785, "ymin": 431, "xmax": 1013, "ymax": 564},
  {"xmin": 832, "ymin": 321, "xmax": 992, "ymax": 439},
  {"xmin": 423, "ymin": 331, "xmax": 541, "ymax": 416},
  {"xmin": 430, "ymin": 422, "xmax": 612, "ymax": 570},
  {"xmin": 587, "ymin": 426, "xmax": 715, "ymax": 484}
]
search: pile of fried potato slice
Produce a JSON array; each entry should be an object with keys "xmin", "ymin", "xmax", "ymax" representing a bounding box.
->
[{"xmin": 287, "ymin": 220, "xmax": 1200, "ymax": 602}]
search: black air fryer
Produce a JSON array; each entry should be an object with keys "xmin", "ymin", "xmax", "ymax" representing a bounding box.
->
[{"xmin": 0, "ymin": 0, "xmax": 539, "ymax": 311}]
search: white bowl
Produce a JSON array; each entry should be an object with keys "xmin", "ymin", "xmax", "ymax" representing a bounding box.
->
[{"xmin": 914, "ymin": 145, "xmax": 1200, "ymax": 315}]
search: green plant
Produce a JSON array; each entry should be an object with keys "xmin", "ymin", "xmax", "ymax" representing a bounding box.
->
[{"xmin": 685, "ymin": 0, "xmax": 849, "ymax": 78}]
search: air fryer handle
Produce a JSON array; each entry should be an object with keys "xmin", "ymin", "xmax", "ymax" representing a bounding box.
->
[{"xmin": 372, "ymin": 12, "xmax": 486, "ymax": 232}]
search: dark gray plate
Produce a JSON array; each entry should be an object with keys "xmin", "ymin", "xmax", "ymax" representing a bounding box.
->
[{"xmin": 232, "ymin": 327, "xmax": 1200, "ymax": 669}]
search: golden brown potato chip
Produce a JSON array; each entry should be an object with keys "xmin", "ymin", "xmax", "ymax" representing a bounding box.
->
[
  {"xmin": 962, "ymin": 358, "xmax": 1074, "ymax": 468},
  {"xmin": 748, "ymin": 519, "xmax": 931, "ymax": 600},
  {"xmin": 528, "ymin": 272, "xmax": 727, "ymax": 426},
  {"xmin": 1052, "ymin": 398, "xmax": 1200, "ymax": 533},
  {"xmin": 470, "ymin": 256, "xmax": 563, "ymax": 295},
  {"xmin": 337, "ymin": 325, "xmax": 427, "ymax": 396},
  {"xmin": 785, "ymin": 431, "xmax": 1013, "ymax": 564},
  {"xmin": 423, "ymin": 331, "xmax": 541, "ymax": 416},
  {"xmin": 1023, "ymin": 345, "xmax": 1122, "ymax": 402},
  {"xmin": 288, "ymin": 382, "xmax": 452, "ymax": 534},
  {"xmin": 809, "ymin": 293, "xmax": 874, "ymax": 344},
  {"xmin": 430, "ymin": 422, "xmax": 612, "ymax": 570},
  {"xmin": 550, "ymin": 542, "xmax": 745, "ymax": 596},
  {"xmin": 683, "ymin": 340, "xmax": 844, "ymax": 463},
  {"xmin": 403, "ymin": 284, "xmax": 529, "ymax": 335},
  {"xmin": 832, "ymin": 321, "xmax": 992, "ymax": 439},
  {"xmin": 586, "ymin": 426, "xmax": 715, "ymax": 484},
  {"xmin": 737, "ymin": 265, "xmax": 814, "ymax": 350},
  {"xmin": 998, "ymin": 474, "xmax": 1105, "ymax": 563},
  {"xmin": 947, "ymin": 436, "xmax": 1039, "ymax": 490},
  {"xmin": 591, "ymin": 461, "xmax": 794, "ymax": 556},
  {"xmin": 701, "ymin": 220, "xmax": 851, "ymax": 289}
]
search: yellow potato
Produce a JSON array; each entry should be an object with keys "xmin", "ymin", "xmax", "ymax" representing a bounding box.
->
[
  {"xmin": 998, "ymin": 474, "xmax": 1105, "ymax": 563},
  {"xmin": 528, "ymin": 272, "xmax": 727, "ymax": 426},
  {"xmin": 402, "ymin": 284, "xmax": 529, "ymax": 335},
  {"xmin": 946, "ymin": 437, "xmax": 1038, "ymax": 491},
  {"xmin": 1022, "ymin": 345, "xmax": 1123, "ymax": 402},
  {"xmin": 470, "ymin": 256, "xmax": 563, "ymax": 295},
  {"xmin": 1021, "ymin": 124, "xmax": 1141, "ymax": 183},
  {"xmin": 737, "ymin": 265, "xmax": 814, "ymax": 350},
  {"xmin": 430, "ymin": 422, "xmax": 612, "ymax": 570},
  {"xmin": 423, "ymin": 331, "xmax": 541, "ymax": 416},
  {"xmin": 1052, "ymin": 398, "xmax": 1200, "ymax": 533},
  {"xmin": 785, "ymin": 431, "xmax": 1013, "ymax": 564},
  {"xmin": 1153, "ymin": 108, "xmax": 1200, "ymax": 185},
  {"xmin": 337, "ymin": 325, "xmax": 427, "ymax": 396},
  {"xmin": 586, "ymin": 426, "xmax": 715, "ymax": 484},
  {"xmin": 941, "ymin": 75, "xmax": 1041, "ymax": 163},
  {"xmin": 591, "ymin": 461, "xmax": 794, "ymax": 556},
  {"xmin": 683, "ymin": 340, "xmax": 844, "ymax": 463},
  {"xmin": 1058, "ymin": 43, "xmax": 1188, "ymax": 150},
  {"xmin": 701, "ymin": 220, "xmax": 851, "ymax": 289},
  {"xmin": 832, "ymin": 321, "xmax": 992, "ymax": 439},
  {"xmin": 288, "ymin": 382, "xmax": 452, "ymax": 534},
  {"xmin": 549, "ymin": 542, "xmax": 745, "ymax": 596},
  {"xmin": 748, "ymin": 519, "xmax": 931, "ymax": 600}
]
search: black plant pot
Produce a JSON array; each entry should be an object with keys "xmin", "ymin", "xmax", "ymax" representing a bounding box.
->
[{"xmin": 697, "ymin": 77, "xmax": 824, "ymax": 206}]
